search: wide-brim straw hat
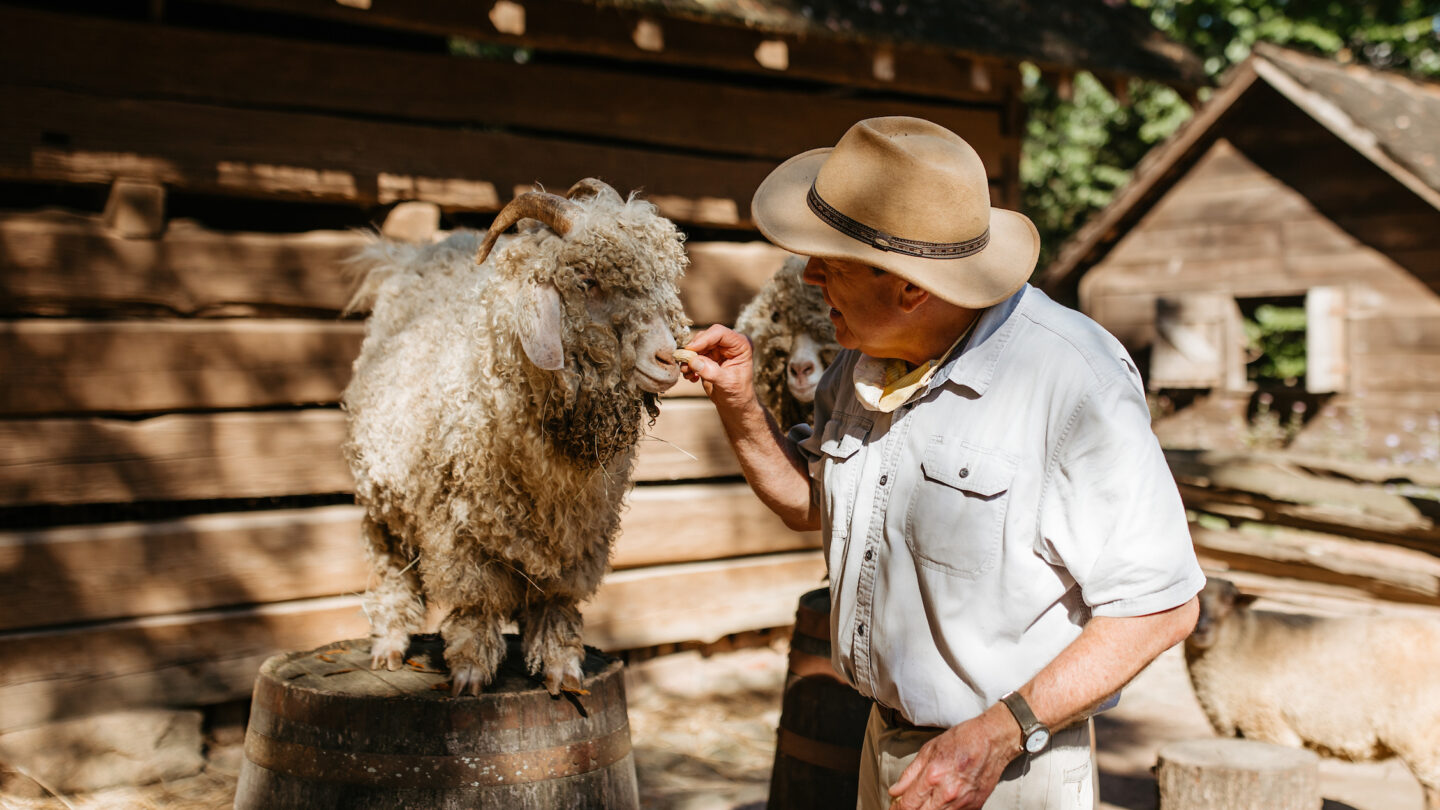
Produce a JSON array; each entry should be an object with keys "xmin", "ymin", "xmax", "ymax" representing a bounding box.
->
[{"xmin": 752, "ymin": 116, "xmax": 1039, "ymax": 309}]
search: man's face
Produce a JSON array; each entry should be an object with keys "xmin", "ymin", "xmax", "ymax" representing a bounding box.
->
[{"xmin": 801, "ymin": 256, "xmax": 911, "ymax": 359}]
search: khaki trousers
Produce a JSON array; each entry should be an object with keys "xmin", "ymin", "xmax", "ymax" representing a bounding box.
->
[{"xmin": 856, "ymin": 706, "xmax": 1095, "ymax": 810}]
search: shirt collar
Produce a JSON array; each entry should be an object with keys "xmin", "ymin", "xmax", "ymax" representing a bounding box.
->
[{"xmin": 930, "ymin": 284, "xmax": 1031, "ymax": 397}]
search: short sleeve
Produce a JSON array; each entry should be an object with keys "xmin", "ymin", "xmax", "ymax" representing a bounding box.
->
[{"xmin": 1038, "ymin": 372, "xmax": 1205, "ymax": 618}]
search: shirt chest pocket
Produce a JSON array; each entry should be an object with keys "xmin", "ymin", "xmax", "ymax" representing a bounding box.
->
[{"xmin": 905, "ymin": 438, "xmax": 1016, "ymax": 578}]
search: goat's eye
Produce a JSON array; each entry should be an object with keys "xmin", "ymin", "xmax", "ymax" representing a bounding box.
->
[
  {"xmin": 770, "ymin": 310, "xmax": 781, "ymax": 322},
  {"xmin": 579, "ymin": 276, "xmax": 599, "ymax": 293}
]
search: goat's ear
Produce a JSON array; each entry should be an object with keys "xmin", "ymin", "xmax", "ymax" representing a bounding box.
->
[
  {"xmin": 1234, "ymin": 592, "xmax": 1260, "ymax": 609},
  {"xmin": 518, "ymin": 283, "xmax": 565, "ymax": 371}
]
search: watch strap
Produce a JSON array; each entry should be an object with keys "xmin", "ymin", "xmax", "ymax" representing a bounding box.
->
[{"xmin": 999, "ymin": 691, "xmax": 1048, "ymax": 751}]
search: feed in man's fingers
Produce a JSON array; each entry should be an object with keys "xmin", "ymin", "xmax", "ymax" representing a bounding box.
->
[{"xmin": 672, "ymin": 348, "xmax": 700, "ymax": 369}]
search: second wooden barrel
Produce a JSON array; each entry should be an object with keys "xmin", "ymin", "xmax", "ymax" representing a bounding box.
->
[
  {"xmin": 234, "ymin": 634, "xmax": 638, "ymax": 810},
  {"xmin": 768, "ymin": 587, "xmax": 873, "ymax": 810}
]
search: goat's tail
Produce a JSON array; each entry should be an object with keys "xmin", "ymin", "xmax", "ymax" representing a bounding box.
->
[{"xmin": 342, "ymin": 231, "xmax": 427, "ymax": 316}]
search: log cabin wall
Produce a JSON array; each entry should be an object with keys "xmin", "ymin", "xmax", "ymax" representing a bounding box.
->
[{"xmin": 0, "ymin": 1, "xmax": 1027, "ymax": 730}]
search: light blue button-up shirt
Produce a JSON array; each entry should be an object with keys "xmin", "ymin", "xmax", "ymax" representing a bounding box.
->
[{"xmin": 791, "ymin": 285, "xmax": 1205, "ymax": 729}]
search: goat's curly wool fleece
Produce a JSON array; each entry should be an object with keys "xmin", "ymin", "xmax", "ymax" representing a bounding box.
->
[
  {"xmin": 341, "ymin": 192, "xmax": 689, "ymax": 678},
  {"xmin": 734, "ymin": 254, "xmax": 837, "ymax": 430}
]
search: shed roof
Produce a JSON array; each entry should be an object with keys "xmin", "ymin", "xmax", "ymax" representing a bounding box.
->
[
  {"xmin": 1036, "ymin": 44, "xmax": 1440, "ymax": 301},
  {"xmin": 592, "ymin": 0, "xmax": 1207, "ymax": 85}
]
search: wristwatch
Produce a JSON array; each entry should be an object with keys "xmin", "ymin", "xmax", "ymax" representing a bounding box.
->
[{"xmin": 1000, "ymin": 691, "xmax": 1051, "ymax": 754}]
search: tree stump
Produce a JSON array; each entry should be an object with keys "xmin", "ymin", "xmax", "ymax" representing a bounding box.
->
[
  {"xmin": 235, "ymin": 634, "xmax": 638, "ymax": 809},
  {"xmin": 1157, "ymin": 738, "xmax": 1319, "ymax": 810}
]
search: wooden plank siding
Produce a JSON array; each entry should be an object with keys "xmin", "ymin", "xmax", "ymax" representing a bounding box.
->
[
  {"xmin": 178, "ymin": 0, "xmax": 1017, "ymax": 105},
  {"xmin": 0, "ymin": 401, "xmax": 740, "ymax": 508},
  {"xmin": 0, "ymin": 488, "xmax": 818, "ymax": 631},
  {"xmin": 0, "ymin": 6, "xmax": 1012, "ymax": 168},
  {"xmin": 0, "ymin": 550, "xmax": 826, "ymax": 733},
  {"xmin": 0, "ymin": 84, "xmax": 777, "ymax": 227},
  {"xmin": 0, "ymin": 212, "xmax": 790, "ymax": 324}
]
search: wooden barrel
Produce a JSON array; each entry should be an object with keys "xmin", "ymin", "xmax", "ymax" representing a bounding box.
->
[
  {"xmin": 768, "ymin": 587, "xmax": 873, "ymax": 810},
  {"xmin": 234, "ymin": 634, "xmax": 638, "ymax": 810}
]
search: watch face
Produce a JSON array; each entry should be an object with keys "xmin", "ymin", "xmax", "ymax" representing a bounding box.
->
[{"xmin": 1025, "ymin": 728, "xmax": 1050, "ymax": 754}]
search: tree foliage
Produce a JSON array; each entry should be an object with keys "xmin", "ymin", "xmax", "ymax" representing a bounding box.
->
[{"xmin": 1022, "ymin": 0, "xmax": 1440, "ymax": 270}]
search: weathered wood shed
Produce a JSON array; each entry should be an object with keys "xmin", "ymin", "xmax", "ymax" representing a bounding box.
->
[
  {"xmin": 1039, "ymin": 44, "xmax": 1440, "ymax": 464},
  {"xmin": 0, "ymin": 0, "xmax": 1202, "ymax": 732}
]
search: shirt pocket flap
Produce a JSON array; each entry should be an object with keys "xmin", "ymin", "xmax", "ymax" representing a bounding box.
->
[
  {"xmin": 920, "ymin": 440, "xmax": 1014, "ymax": 497},
  {"xmin": 819, "ymin": 416, "xmax": 871, "ymax": 460}
]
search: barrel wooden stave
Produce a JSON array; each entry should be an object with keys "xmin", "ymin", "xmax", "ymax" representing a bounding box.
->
[
  {"xmin": 768, "ymin": 587, "xmax": 874, "ymax": 810},
  {"xmin": 235, "ymin": 635, "xmax": 638, "ymax": 810}
]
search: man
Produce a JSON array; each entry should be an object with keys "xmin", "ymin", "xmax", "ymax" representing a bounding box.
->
[{"xmin": 680, "ymin": 117, "xmax": 1204, "ymax": 810}]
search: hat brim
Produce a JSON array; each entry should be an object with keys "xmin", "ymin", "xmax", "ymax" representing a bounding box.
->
[{"xmin": 752, "ymin": 148, "xmax": 1040, "ymax": 309}]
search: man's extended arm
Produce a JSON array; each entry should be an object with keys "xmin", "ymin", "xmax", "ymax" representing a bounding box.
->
[
  {"xmin": 681, "ymin": 324, "xmax": 819, "ymax": 531},
  {"xmin": 888, "ymin": 597, "xmax": 1199, "ymax": 810}
]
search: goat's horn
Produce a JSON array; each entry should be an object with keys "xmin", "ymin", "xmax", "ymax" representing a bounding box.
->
[
  {"xmin": 567, "ymin": 178, "xmax": 617, "ymax": 201},
  {"xmin": 475, "ymin": 192, "xmax": 582, "ymax": 266}
]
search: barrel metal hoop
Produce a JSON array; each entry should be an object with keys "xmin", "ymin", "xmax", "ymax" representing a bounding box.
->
[
  {"xmin": 243, "ymin": 723, "xmax": 632, "ymax": 788},
  {"xmin": 775, "ymin": 727, "xmax": 862, "ymax": 772}
]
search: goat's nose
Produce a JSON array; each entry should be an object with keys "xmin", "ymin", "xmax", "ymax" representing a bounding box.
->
[
  {"xmin": 789, "ymin": 359, "xmax": 815, "ymax": 381},
  {"xmin": 656, "ymin": 347, "xmax": 679, "ymax": 368}
]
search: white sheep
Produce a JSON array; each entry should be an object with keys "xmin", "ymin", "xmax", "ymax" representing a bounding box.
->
[
  {"xmin": 1185, "ymin": 577, "xmax": 1440, "ymax": 808},
  {"xmin": 341, "ymin": 179, "xmax": 690, "ymax": 696},
  {"xmin": 733, "ymin": 254, "xmax": 839, "ymax": 430}
]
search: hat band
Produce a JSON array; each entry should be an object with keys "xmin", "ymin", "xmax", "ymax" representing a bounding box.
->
[{"xmin": 807, "ymin": 182, "xmax": 990, "ymax": 259}]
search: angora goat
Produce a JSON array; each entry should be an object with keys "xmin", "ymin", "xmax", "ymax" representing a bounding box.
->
[
  {"xmin": 1186, "ymin": 578, "xmax": 1440, "ymax": 808},
  {"xmin": 342, "ymin": 179, "xmax": 690, "ymax": 696},
  {"xmin": 733, "ymin": 254, "xmax": 838, "ymax": 430}
]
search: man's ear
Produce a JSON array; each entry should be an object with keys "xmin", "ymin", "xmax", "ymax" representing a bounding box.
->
[{"xmin": 897, "ymin": 281, "xmax": 930, "ymax": 313}]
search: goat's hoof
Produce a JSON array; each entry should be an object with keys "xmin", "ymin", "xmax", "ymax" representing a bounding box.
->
[
  {"xmin": 370, "ymin": 639, "xmax": 406, "ymax": 671},
  {"xmin": 545, "ymin": 658, "xmax": 586, "ymax": 696},
  {"xmin": 449, "ymin": 665, "xmax": 486, "ymax": 697}
]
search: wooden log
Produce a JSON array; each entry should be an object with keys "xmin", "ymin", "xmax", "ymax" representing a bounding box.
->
[
  {"xmin": 0, "ymin": 400, "xmax": 740, "ymax": 507},
  {"xmin": 1166, "ymin": 449, "xmax": 1440, "ymax": 556},
  {"xmin": 0, "ymin": 486, "xmax": 815, "ymax": 629},
  {"xmin": 0, "ymin": 551, "xmax": 824, "ymax": 731},
  {"xmin": 0, "ymin": 5, "xmax": 1012, "ymax": 165},
  {"xmin": 1188, "ymin": 523, "xmax": 1440, "ymax": 606},
  {"xmin": 0, "ymin": 212, "xmax": 787, "ymax": 324},
  {"xmin": 234, "ymin": 637, "xmax": 638, "ymax": 809},
  {"xmin": 1156, "ymin": 738, "xmax": 1319, "ymax": 810}
]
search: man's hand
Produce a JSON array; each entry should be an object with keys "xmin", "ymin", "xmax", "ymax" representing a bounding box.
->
[
  {"xmin": 887, "ymin": 707, "xmax": 1018, "ymax": 810},
  {"xmin": 680, "ymin": 324, "xmax": 758, "ymax": 411}
]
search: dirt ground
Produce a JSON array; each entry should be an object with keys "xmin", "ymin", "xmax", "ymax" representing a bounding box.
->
[{"xmin": 0, "ymin": 625, "xmax": 1428, "ymax": 810}]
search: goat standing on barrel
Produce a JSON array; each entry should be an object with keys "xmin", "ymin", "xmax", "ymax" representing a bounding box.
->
[{"xmin": 342, "ymin": 180, "xmax": 690, "ymax": 696}]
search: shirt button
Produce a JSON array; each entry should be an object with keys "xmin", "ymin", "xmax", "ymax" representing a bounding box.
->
[
  {"xmin": 958, "ymin": 467, "xmax": 970, "ymax": 478},
  {"xmin": 864, "ymin": 548, "xmax": 873, "ymax": 561},
  {"xmin": 879, "ymin": 474, "xmax": 888, "ymax": 485},
  {"xmin": 856, "ymin": 623, "xmax": 865, "ymax": 637}
]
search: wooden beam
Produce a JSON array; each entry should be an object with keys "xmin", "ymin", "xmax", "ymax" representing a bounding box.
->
[
  {"xmin": 0, "ymin": 400, "xmax": 739, "ymax": 507},
  {"xmin": 0, "ymin": 212, "xmax": 791, "ymax": 323},
  {"xmin": 0, "ymin": 85, "xmax": 773, "ymax": 227},
  {"xmin": 101, "ymin": 178, "xmax": 166, "ymax": 239},
  {"xmin": 0, "ymin": 5, "xmax": 1013, "ymax": 165},
  {"xmin": 0, "ymin": 550, "xmax": 825, "ymax": 731},
  {"xmin": 0, "ymin": 486, "xmax": 813, "ymax": 630},
  {"xmin": 177, "ymin": 0, "xmax": 1015, "ymax": 104}
]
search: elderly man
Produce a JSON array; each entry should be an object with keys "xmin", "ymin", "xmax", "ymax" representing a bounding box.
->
[{"xmin": 680, "ymin": 117, "xmax": 1204, "ymax": 810}]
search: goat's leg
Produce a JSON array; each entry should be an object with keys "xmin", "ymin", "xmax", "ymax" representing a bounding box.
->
[
  {"xmin": 519, "ymin": 597, "xmax": 586, "ymax": 696},
  {"xmin": 361, "ymin": 515, "xmax": 425, "ymax": 671},
  {"xmin": 441, "ymin": 606, "xmax": 506, "ymax": 697}
]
